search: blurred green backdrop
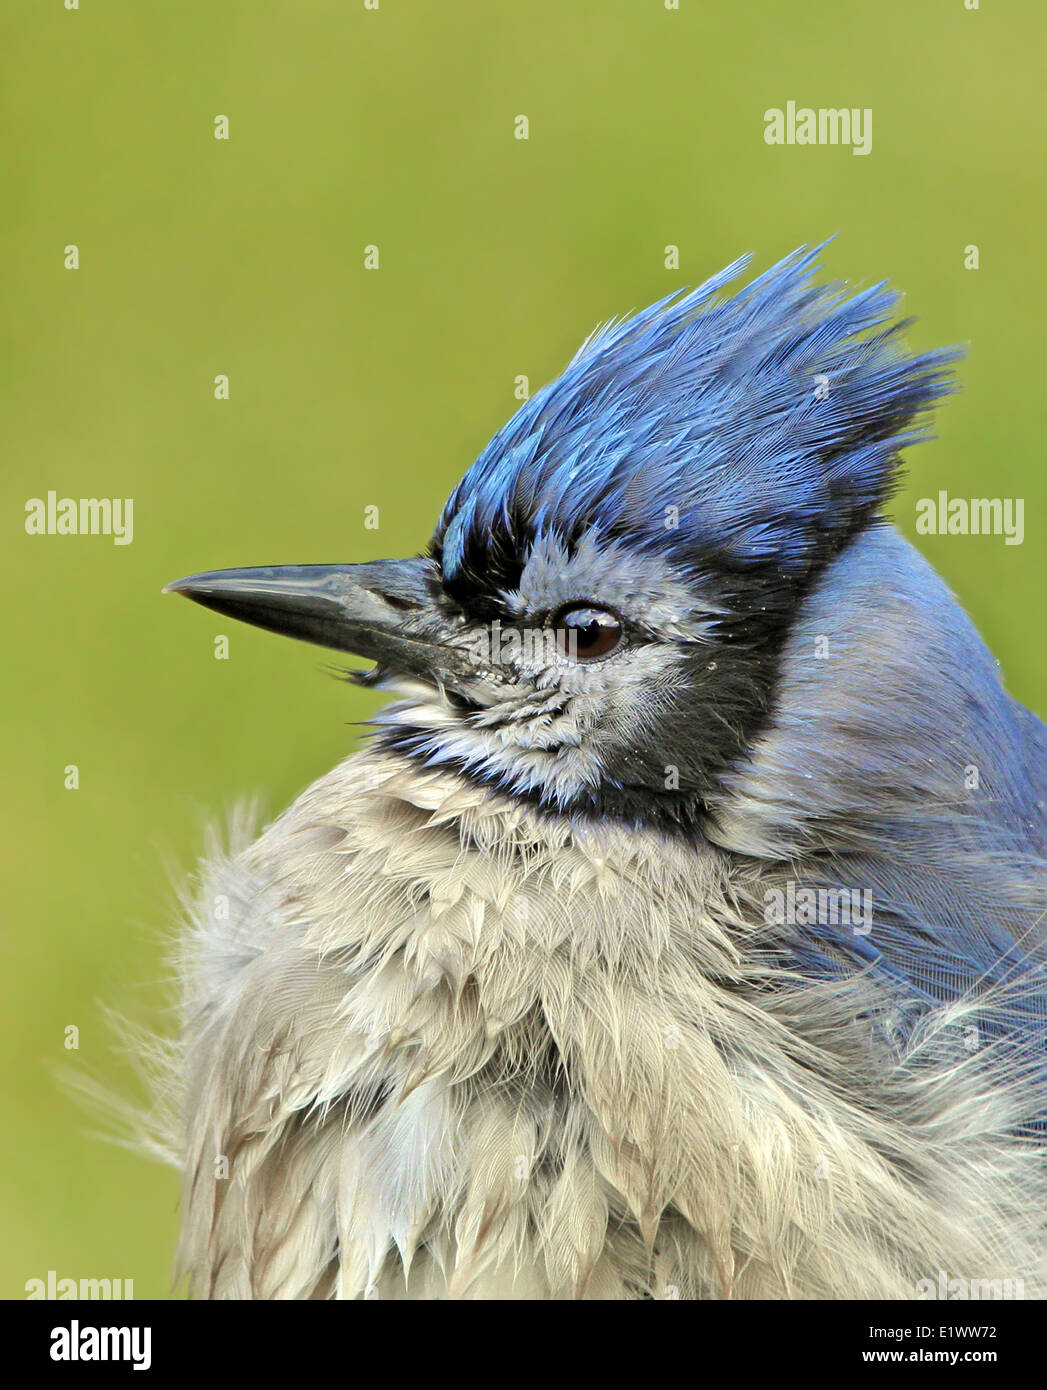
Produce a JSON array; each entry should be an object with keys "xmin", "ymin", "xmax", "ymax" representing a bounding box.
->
[{"xmin": 2, "ymin": 0, "xmax": 1043, "ymax": 1298}]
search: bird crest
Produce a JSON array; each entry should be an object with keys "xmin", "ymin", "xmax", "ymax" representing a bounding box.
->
[{"xmin": 433, "ymin": 246, "xmax": 961, "ymax": 604}]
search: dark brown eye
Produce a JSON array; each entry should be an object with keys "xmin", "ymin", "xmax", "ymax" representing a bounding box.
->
[{"xmin": 552, "ymin": 604, "xmax": 624, "ymax": 661}]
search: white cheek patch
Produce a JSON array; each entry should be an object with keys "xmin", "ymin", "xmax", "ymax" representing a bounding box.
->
[
  {"xmin": 388, "ymin": 641, "xmax": 689, "ymax": 804},
  {"xmin": 376, "ymin": 529, "xmax": 705, "ymax": 803},
  {"xmin": 584, "ymin": 645, "xmax": 692, "ymax": 762}
]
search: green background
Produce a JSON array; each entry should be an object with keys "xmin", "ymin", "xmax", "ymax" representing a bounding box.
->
[{"xmin": 2, "ymin": 0, "xmax": 1043, "ymax": 1298}]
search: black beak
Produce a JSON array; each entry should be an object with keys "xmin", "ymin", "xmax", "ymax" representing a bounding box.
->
[{"xmin": 163, "ymin": 558, "xmax": 472, "ymax": 680}]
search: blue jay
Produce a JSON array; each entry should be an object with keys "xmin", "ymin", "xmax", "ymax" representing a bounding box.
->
[{"xmin": 164, "ymin": 247, "xmax": 1047, "ymax": 1299}]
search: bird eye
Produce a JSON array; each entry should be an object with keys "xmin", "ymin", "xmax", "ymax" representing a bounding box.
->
[{"xmin": 551, "ymin": 604, "xmax": 624, "ymax": 662}]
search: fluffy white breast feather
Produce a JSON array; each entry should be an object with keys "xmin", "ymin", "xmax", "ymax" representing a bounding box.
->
[{"xmin": 170, "ymin": 749, "xmax": 1046, "ymax": 1299}]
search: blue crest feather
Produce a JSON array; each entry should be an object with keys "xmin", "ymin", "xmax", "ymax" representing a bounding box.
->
[{"xmin": 434, "ymin": 246, "xmax": 962, "ymax": 595}]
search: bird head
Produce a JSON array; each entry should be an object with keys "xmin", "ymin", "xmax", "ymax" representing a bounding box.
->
[{"xmin": 166, "ymin": 247, "xmax": 958, "ymax": 826}]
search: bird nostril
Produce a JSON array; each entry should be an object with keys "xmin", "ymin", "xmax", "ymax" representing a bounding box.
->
[{"xmin": 379, "ymin": 592, "xmax": 422, "ymax": 613}]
